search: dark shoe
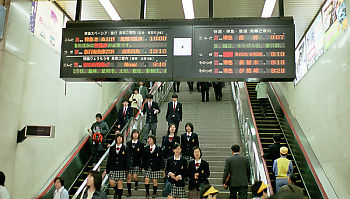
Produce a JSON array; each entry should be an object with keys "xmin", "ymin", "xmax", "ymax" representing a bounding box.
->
[
  {"xmin": 114, "ymin": 193, "xmax": 118, "ymax": 199},
  {"xmin": 152, "ymin": 194, "xmax": 156, "ymax": 198},
  {"xmin": 145, "ymin": 195, "xmax": 150, "ymax": 199}
]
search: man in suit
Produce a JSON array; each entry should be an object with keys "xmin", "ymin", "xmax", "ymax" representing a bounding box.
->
[
  {"xmin": 223, "ymin": 145, "xmax": 250, "ymax": 199},
  {"xmin": 141, "ymin": 94, "xmax": 160, "ymax": 142},
  {"xmin": 199, "ymin": 82, "xmax": 211, "ymax": 102},
  {"xmin": 139, "ymin": 81, "xmax": 148, "ymax": 101},
  {"xmin": 117, "ymin": 100, "xmax": 133, "ymax": 130},
  {"xmin": 173, "ymin": 81, "xmax": 181, "ymax": 92},
  {"xmin": 213, "ymin": 82, "xmax": 223, "ymax": 101},
  {"xmin": 166, "ymin": 93, "xmax": 182, "ymax": 132}
]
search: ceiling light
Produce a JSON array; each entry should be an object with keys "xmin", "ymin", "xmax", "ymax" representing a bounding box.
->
[
  {"xmin": 182, "ymin": 0, "xmax": 195, "ymax": 19},
  {"xmin": 99, "ymin": 0, "xmax": 121, "ymax": 20},
  {"xmin": 261, "ymin": 0, "xmax": 277, "ymax": 18}
]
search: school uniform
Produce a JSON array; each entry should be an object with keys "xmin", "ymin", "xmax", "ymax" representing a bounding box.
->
[
  {"xmin": 188, "ymin": 159, "xmax": 210, "ymax": 199},
  {"xmin": 166, "ymin": 101, "xmax": 183, "ymax": 131},
  {"xmin": 165, "ymin": 156, "xmax": 188, "ymax": 198},
  {"xmin": 143, "ymin": 144, "xmax": 164, "ymax": 179},
  {"xmin": 106, "ymin": 144, "xmax": 130, "ymax": 181},
  {"xmin": 126, "ymin": 140, "xmax": 144, "ymax": 174},
  {"xmin": 180, "ymin": 132, "xmax": 199, "ymax": 161},
  {"xmin": 117, "ymin": 105, "xmax": 133, "ymax": 130},
  {"xmin": 141, "ymin": 101, "xmax": 160, "ymax": 141},
  {"xmin": 161, "ymin": 135, "xmax": 181, "ymax": 160}
]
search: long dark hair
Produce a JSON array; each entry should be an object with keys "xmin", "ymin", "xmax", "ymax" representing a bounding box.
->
[
  {"xmin": 185, "ymin": 122, "xmax": 194, "ymax": 132},
  {"xmin": 167, "ymin": 123, "xmax": 177, "ymax": 136},
  {"xmin": 88, "ymin": 170, "xmax": 102, "ymax": 191}
]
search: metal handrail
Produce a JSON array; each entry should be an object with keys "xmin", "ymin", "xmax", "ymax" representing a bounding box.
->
[
  {"xmin": 231, "ymin": 82, "xmax": 273, "ymax": 196},
  {"xmin": 72, "ymin": 82, "xmax": 173, "ymax": 198}
]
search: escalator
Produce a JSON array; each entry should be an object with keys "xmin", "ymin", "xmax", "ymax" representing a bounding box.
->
[{"xmin": 245, "ymin": 82, "xmax": 306, "ymax": 195}]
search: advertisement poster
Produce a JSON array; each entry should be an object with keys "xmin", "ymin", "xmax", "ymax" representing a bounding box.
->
[
  {"xmin": 30, "ymin": 1, "xmax": 63, "ymax": 52},
  {"xmin": 295, "ymin": 38, "xmax": 307, "ymax": 85},
  {"xmin": 322, "ymin": 0, "xmax": 348, "ymax": 49},
  {"xmin": 306, "ymin": 12, "xmax": 325, "ymax": 69}
]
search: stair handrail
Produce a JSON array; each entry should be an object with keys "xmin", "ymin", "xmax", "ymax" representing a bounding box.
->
[
  {"xmin": 231, "ymin": 82, "xmax": 273, "ymax": 196},
  {"xmin": 71, "ymin": 82, "xmax": 173, "ymax": 198}
]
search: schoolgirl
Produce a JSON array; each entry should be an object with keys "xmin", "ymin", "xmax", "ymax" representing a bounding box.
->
[
  {"xmin": 162, "ymin": 123, "xmax": 181, "ymax": 162},
  {"xmin": 180, "ymin": 122, "xmax": 199, "ymax": 161}
]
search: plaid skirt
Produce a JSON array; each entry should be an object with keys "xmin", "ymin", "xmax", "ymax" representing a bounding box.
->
[
  {"xmin": 109, "ymin": 170, "xmax": 126, "ymax": 181},
  {"xmin": 170, "ymin": 185, "xmax": 186, "ymax": 198},
  {"xmin": 128, "ymin": 166, "xmax": 142, "ymax": 174},
  {"xmin": 144, "ymin": 168, "xmax": 163, "ymax": 179}
]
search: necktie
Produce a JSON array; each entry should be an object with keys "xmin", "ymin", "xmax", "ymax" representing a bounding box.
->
[
  {"xmin": 195, "ymin": 163, "xmax": 200, "ymax": 167},
  {"xmin": 132, "ymin": 143, "xmax": 136, "ymax": 148},
  {"xmin": 187, "ymin": 135, "xmax": 191, "ymax": 140},
  {"xmin": 116, "ymin": 147, "xmax": 120, "ymax": 150},
  {"xmin": 150, "ymin": 148, "xmax": 153, "ymax": 152},
  {"xmin": 148, "ymin": 102, "xmax": 151, "ymax": 110},
  {"xmin": 173, "ymin": 103, "xmax": 176, "ymax": 111},
  {"xmin": 169, "ymin": 137, "xmax": 174, "ymax": 141},
  {"xmin": 123, "ymin": 108, "xmax": 126, "ymax": 117}
]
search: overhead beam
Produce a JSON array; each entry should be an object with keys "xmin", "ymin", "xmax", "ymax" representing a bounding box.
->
[
  {"xmin": 209, "ymin": 0, "xmax": 213, "ymax": 18},
  {"xmin": 52, "ymin": 2, "xmax": 73, "ymax": 21},
  {"xmin": 279, "ymin": 0, "xmax": 284, "ymax": 17},
  {"xmin": 75, "ymin": 0, "xmax": 82, "ymax": 21},
  {"xmin": 140, "ymin": 0, "xmax": 146, "ymax": 19}
]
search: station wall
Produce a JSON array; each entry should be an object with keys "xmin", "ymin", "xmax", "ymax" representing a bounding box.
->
[
  {"xmin": 275, "ymin": 6, "xmax": 350, "ymax": 198},
  {"xmin": 0, "ymin": 1, "xmax": 125, "ymax": 198}
]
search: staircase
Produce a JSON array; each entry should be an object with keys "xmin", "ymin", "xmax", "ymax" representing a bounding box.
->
[{"xmin": 246, "ymin": 82, "xmax": 305, "ymax": 194}]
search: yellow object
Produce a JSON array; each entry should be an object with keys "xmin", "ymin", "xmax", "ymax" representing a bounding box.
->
[
  {"xmin": 280, "ymin": 147, "xmax": 288, "ymax": 155},
  {"xmin": 203, "ymin": 186, "xmax": 219, "ymax": 197},
  {"xmin": 257, "ymin": 182, "xmax": 269, "ymax": 194}
]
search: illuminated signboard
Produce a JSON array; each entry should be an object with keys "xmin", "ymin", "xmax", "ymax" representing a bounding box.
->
[{"xmin": 61, "ymin": 18, "xmax": 295, "ymax": 81}]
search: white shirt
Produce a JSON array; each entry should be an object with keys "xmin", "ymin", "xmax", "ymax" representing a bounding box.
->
[
  {"xmin": 0, "ymin": 186, "xmax": 10, "ymax": 199},
  {"xmin": 195, "ymin": 159, "xmax": 202, "ymax": 169},
  {"xmin": 172, "ymin": 155, "xmax": 182, "ymax": 179},
  {"xmin": 186, "ymin": 132, "xmax": 192, "ymax": 140},
  {"xmin": 116, "ymin": 144, "xmax": 123, "ymax": 153},
  {"xmin": 132, "ymin": 140, "xmax": 138, "ymax": 144},
  {"xmin": 54, "ymin": 187, "xmax": 64, "ymax": 199},
  {"xmin": 150, "ymin": 144, "xmax": 155, "ymax": 153},
  {"xmin": 173, "ymin": 101, "xmax": 177, "ymax": 109},
  {"xmin": 87, "ymin": 189, "xmax": 94, "ymax": 199}
]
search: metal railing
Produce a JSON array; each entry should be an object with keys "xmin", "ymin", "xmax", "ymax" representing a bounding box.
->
[
  {"xmin": 231, "ymin": 82, "xmax": 273, "ymax": 196},
  {"xmin": 71, "ymin": 82, "xmax": 172, "ymax": 198}
]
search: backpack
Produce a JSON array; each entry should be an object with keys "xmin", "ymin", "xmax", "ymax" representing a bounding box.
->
[{"xmin": 92, "ymin": 132, "xmax": 103, "ymax": 143}]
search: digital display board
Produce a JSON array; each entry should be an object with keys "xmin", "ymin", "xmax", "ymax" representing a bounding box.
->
[{"xmin": 61, "ymin": 18, "xmax": 295, "ymax": 81}]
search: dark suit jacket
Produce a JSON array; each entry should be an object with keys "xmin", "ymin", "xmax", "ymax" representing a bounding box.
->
[
  {"xmin": 165, "ymin": 156, "xmax": 188, "ymax": 187},
  {"xmin": 166, "ymin": 101, "xmax": 183, "ymax": 123},
  {"xmin": 223, "ymin": 154, "xmax": 250, "ymax": 187},
  {"xmin": 142, "ymin": 101, "xmax": 160, "ymax": 123},
  {"xmin": 161, "ymin": 135, "xmax": 181, "ymax": 159},
  {"xmin": 106, "ymin": 145, "xmax": 130, "ymax": 173},
  {"xmin": 180, "ymin": 133, "xmax": 199, "ymax": 157},
  {"xmin": 117, "ymin": 106, "xmax": 133, "ymax": 127},
  {"xmin": 126, "ymin": 140, "xmax": 144, "ymax": 167},
  {"xmin": 139, "ymin": 86, "xmax": 148, "ymax": 100},
  {"xmin": 142, "ymin": 145, "xmax": 164, "ymax": 171},
  {"xmin": 264, "ymin": 143, "xmax": 282, "ymax": 161},
  {"xmin": 188, "ymin": 160, "xmax": 210, "ymax": 190},
  {"xmin": 199, "ymin": 82, "xmax": 211, "ymax": 91}
]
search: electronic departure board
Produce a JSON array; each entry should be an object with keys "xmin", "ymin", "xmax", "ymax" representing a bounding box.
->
[{"xmin": 61, "ymin": 18, "xmax": 295, "ymax": 81}]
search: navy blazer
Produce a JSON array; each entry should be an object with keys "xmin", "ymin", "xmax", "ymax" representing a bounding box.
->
[
  {"xmin": 106, "ymin": 145, "xmax": 130, "ymax": 173},
  {"xmin": 180, "ymin": 133, "xmax": 199, "ymax": 157},
  {"xmin": 165, "ymin": 156, "xmax": 188, "ymax": 187},
  {"xmin": 142, "ymin": 101, "xmax": 160, "ymax": 123},
  {"xmin": 161, "ymin": 135, "xmax": 181, "ymax": 159},
  {"xmin": 166, "ymin": 101, "xmax": 183, "ymax": 123},
  {"xmin": 143, "ymin": 145, "xmax": 164, "ymax": 171},
  {"xmin": 187, "ymin": 160, "xmax": 210, "ymax": 190},
  {"xmin": 126, "ymin": 140, "xmax": 144, "ymax": 167},
  {"xmin": 117, "ymin": 106, "xmax": 133, "ymax": 127}
]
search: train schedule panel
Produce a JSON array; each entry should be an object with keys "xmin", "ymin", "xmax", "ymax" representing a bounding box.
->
[{"xmin": 61, "ymin": 18, "xmax": 295, "ymax": 81}]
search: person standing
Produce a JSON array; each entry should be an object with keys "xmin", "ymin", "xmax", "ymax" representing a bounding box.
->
[
  {"xmin": 117, "ymin": 100, "xmax": 133, "ymax": 130},
  {"xmin": 0, "ymin": 171, "xmax": 10, "ymax": 199},
  {"xmin": 126, "ymin": 129, "xmax": 144, "ymax": 197},
  {"xmin": 166, "ymin": 93, "xmax": 182, "ymax": 132},
  {"xmin": 143, "ymin": 135, "xmax": 164, "ymax": 199},
  {"xmin": 129, "ymin": 89, "xmax": 143, "ymax": 117},
  {"xmin": 212, "ymin": 82, "xmax": 223, "ymax": 101},
  {"xmin": 188, "ymin": 147, "xmax": 210, "ymax": 199},
  {"xmin": 141, "ymin": 94, "xmax": 160, "ymax": 141},
  {"xmin": 199, "ymin": 82, "xmax": 211, "ymax": 102},
  {"xmin": 255, "ymin": 82, "xmax": 268, "ymax": 117},
  {"xmin": 90, "ymin": 113, "xmax": 110, "ymax": 165},
  {"xmin": 263, "ymin": 134, "xmax": 282, "ymax": 161},
  {"xmin": 161, "ymin": 124, "xmax": 181, "ymax": 161},
  {"xmin": 187, "ymin": 82, "xmax": 194, "ymax": 92},
  {"xmin": 106, "ymin": 134, "xmax": 130, "ymax": 199},
  {"xmin": 79, "ymin": 171, "xmax": 107, "ymax": 199},
  {"xmin": 173, "ymin": 82, "xmax": 181, "ymax": 92},
  {"xmin": 222, "ymin": 145, "xmax": 250, "ymax": 199},
  {"xmin": 181, "ymin": 122, "xmax": 199, "ymax": 162},
  {"xmin": 53, "ymin": 177, "xmax": 69, "ymax": 199},
  {"xmin": 139, "ymin": 81, "xmax": 148, "ymax": 101},
  {"xmin": 165, "ymin": 143, "xmax": 187, "ymax": 199},
  {"xmin": 273, "ymin": 147, "xmax": 293, "ymax": 192},
  {"xmin": 279, "ymin": 174, "xmax": 304, "ymax": 196}
]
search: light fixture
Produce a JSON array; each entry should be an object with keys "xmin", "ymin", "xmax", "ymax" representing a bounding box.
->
[
  {"xmin": 261, "ymin": 0, "xmax": 277, "ymax": 18},
  {"xmin": 182, "ymin": 0, "xmax": 195, "ymax": 19},
  {"xmin": 99, "ymin": 0, "xmax": 121, "ymax": 20}
]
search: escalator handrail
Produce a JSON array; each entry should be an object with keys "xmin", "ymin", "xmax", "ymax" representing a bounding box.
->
[
  {"xmin": 243, "ymin": 83, "xmax": 273, "ymax": 195},
  {"xmin": 269, "ymin": 83, "xmax": 329, "ymax": 199},
  {"xmin": 35, "ymin": 82, "xmax": 133, "ymax": 199}
]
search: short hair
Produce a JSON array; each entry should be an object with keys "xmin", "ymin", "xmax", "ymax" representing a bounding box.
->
[
  {"xmin": 148, "ymin": 135, "xmax": 156, "ymax": 144},
  {"xmin": 289, "ymin": 174, "xmax": 298, "ymax": 184},
  {"xmin": 231, "ymin": 145, "xmax": 240, "ymax": 152},
  {"xmin": 172, "ymin": 93, "xmax": 178, "ymax": 98},
  {"xmin": 172, "ymin": 143, "xmax": 181, "ymax": 150},
  {"xmin": 0, "ymin": 171, "xmax": 5, "ymax": 186},
  {"xmin": 167, "ymin": 123, "xmax": 177, "ymax": 136},
  {"xmin": 95, "ymin": 113, "xmax": 102, "ymax": 119},
  {"xmin": 146, "ymin": 94, "xmax": 153, "ymax": 99},
  {"xmin": 252, "ymin": 181, "xmax": 265, "ymax": 197},
  {"xmin": 115, "ymin": 133, "xmax": 124, "ymax": 143},
  {"xmin": 273, "ymin": 134, "xmax": 281, "ymax": 142},
  {"xmin": 54, "ymin": 177, "xmax": 64, "ymax": 187},
  {"xmin": 133, "ymin": 88, "xmax": 139, "ymax": 92},
  {"xmin": 122, "ymin": 99, "xmax": 128, "ymax": 103},
  {"xmin": 185, "ymin": 122, "xmax": 194, "ymax": 132},
  {"xmin": 131, "ymin": 129, "xmax": 140, "ymax": 139},
  {"xmin": 192, "ymin": 146, "xmax": 202, "ymax": 158},
  {"xmin": 88, "ymin": 170, "xmax": 102, "ymax": 191}
]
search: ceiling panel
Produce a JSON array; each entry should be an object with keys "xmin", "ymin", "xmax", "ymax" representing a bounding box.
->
[
  {"xmin": 145, "ymin": 0, "xmax": 184, "ymax": 19},
  {"xmin": 111, "ymin": 0, "xmax": 140, "ymax": 20},
  {"xmin": 214, "ymin": 0, "xmax": 265, "ymax": 18}
]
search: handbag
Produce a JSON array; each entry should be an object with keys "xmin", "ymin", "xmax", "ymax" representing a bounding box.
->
[{"xmin": 162, "ymin": 179, "xmax": 172, "ymax": 197}]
